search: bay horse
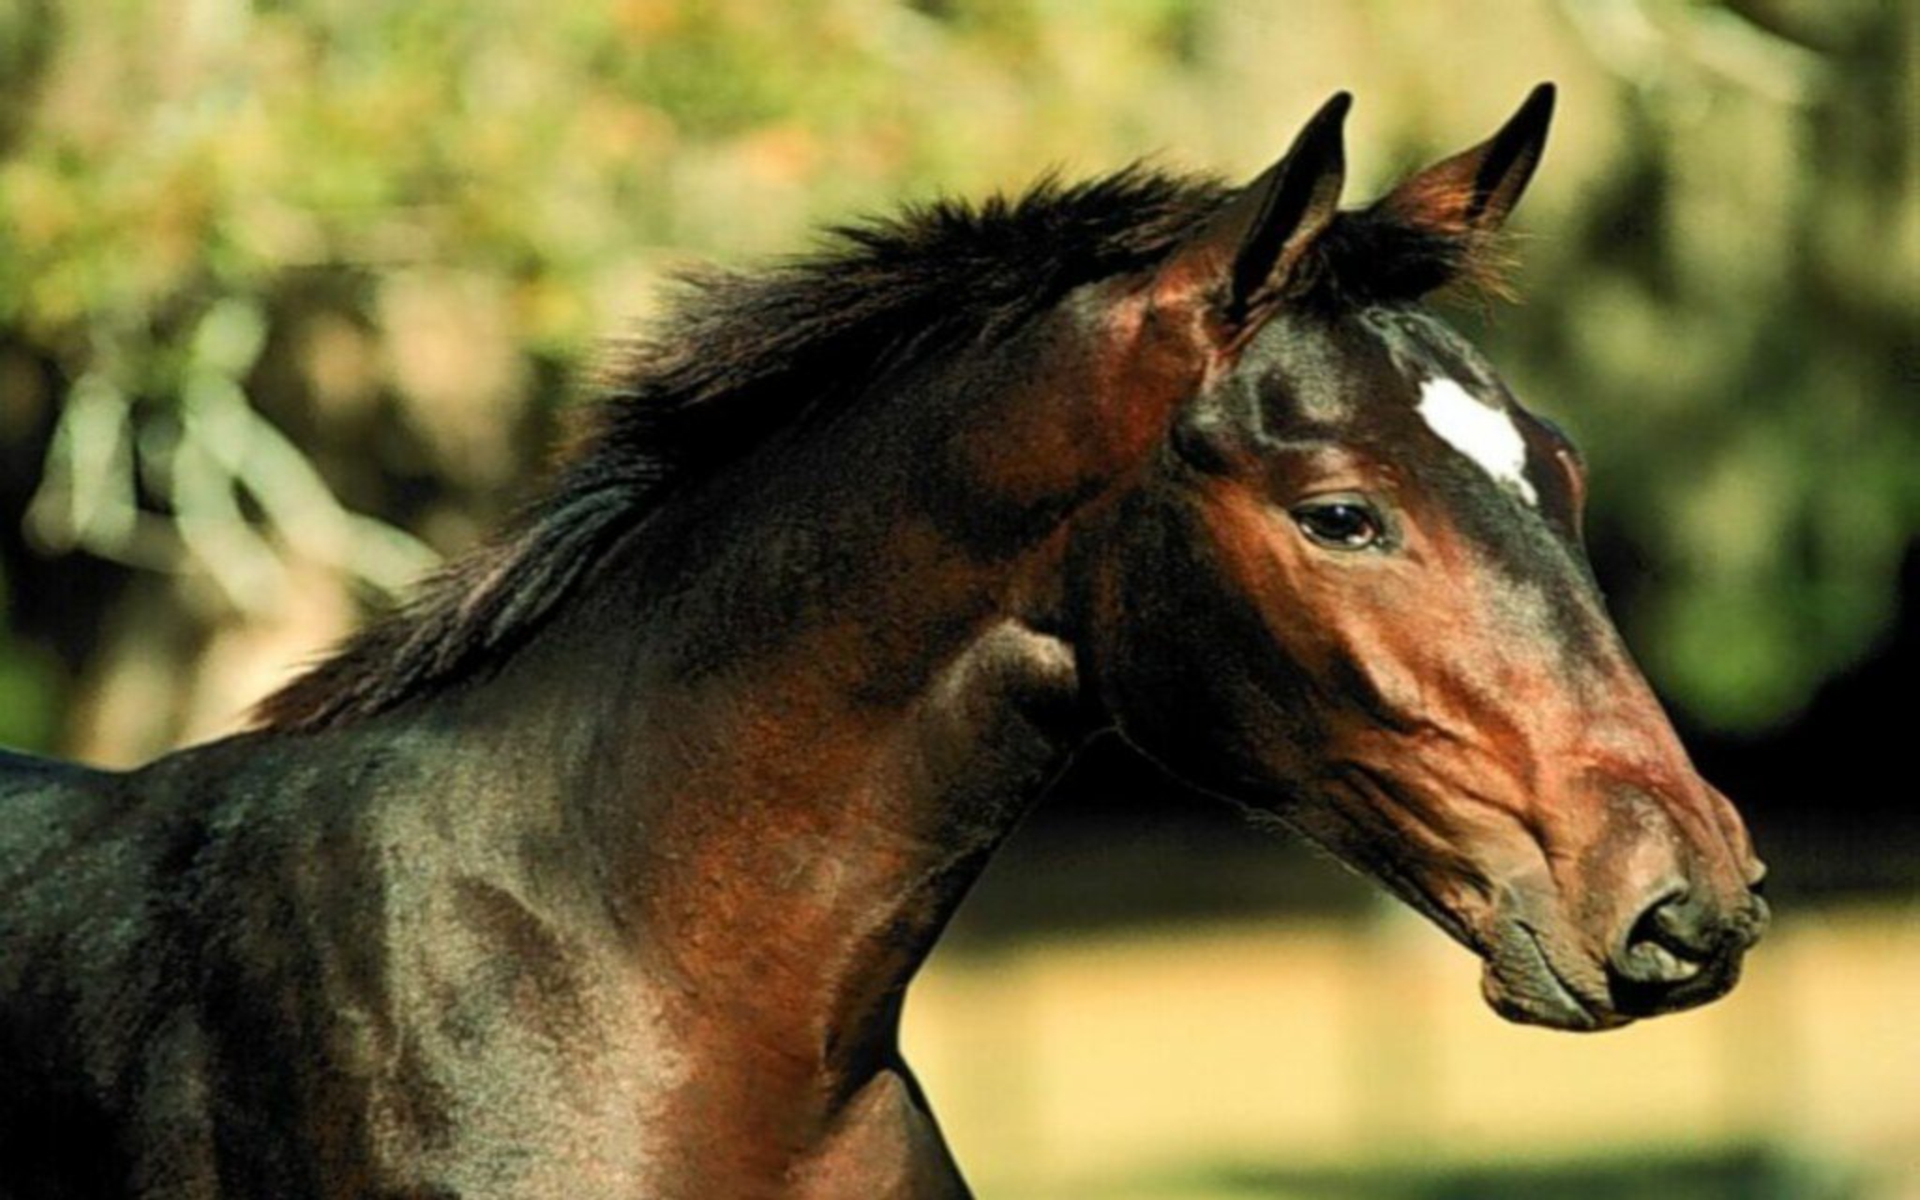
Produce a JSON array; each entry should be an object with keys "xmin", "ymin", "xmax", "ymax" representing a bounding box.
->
[{"xmin": 1, "ymin": 85, "xmax": 1767, "ymax": 1199}]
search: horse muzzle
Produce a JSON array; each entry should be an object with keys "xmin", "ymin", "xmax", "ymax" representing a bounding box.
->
[{"xmin": 1478, "ymin": 869, "xmax": 1769, "ymax": 1032}]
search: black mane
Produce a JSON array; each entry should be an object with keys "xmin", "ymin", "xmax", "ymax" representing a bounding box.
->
[{"xmin": 257, "ymin": 165, "xmax": 1495, "ymax": 731}]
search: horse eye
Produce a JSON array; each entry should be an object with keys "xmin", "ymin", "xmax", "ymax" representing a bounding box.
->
[{"xmin": 1292, "ymin": 500, "xmax": 1384, "ymax": 551}]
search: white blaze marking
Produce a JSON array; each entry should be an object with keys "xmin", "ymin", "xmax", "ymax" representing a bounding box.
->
[{"xmin": 1415, "ymin": 377, "xmax": 1538, "ymax": 506}]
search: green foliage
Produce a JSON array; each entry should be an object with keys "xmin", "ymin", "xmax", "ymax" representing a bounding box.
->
[
  {"xmin": 1481, "ymin": 11, "xmax": 1918, "ymax": 726},
  {"xmin": 0, "ymin": 0, "xmax": 1912, "ymax": 748}
]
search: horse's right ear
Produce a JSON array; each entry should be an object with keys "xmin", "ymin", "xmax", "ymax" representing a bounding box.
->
[
  {"xmin": 1378, "ymin": 83, "xmax": 1555, "ymax": 235},
  {"xmin": 1159, "ymin": 92, "xmax": 1351, "ymax": 326}
]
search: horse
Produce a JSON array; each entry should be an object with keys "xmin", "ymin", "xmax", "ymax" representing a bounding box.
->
[{"xmin": 0, "ymin": 84, "xmax": 1768, "ymax": 1199}]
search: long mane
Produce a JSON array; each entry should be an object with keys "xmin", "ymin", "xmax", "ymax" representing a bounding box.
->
[{"xmin": 255, "ymin": 164, "xmax": 1498, "ymax": 731}]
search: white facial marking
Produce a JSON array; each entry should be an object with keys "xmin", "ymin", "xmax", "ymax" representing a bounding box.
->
[{"xmin": 1416, "ymin": 377, "xmax": 1538, "ymax": 506}]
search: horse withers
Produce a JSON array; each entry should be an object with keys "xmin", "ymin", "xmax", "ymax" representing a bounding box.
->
[{"xmin": 1, "ymin": 86, "xmax": 1766, "ymax": 1198}]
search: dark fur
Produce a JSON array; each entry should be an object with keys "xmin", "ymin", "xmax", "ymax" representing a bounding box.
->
[
  {"xmin": 256, "ymin": 167, "xmax": 1500, "ymax": 732},
  {"xmin": 1, "ymin": 92, "xmax": 1770, "ymax": 1199}
]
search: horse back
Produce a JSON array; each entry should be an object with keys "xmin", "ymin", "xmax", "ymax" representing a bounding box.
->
[
  {"xmin": 0, "ymin": 747, "xmax": 127, "ymax": 884},
  {"xmin": 0, "ymin": 748, "xmax": 160, "ymax": 1192},
  {"xmin": 0, "ymin": 744, "xmax": 111, "ymax": 788}
]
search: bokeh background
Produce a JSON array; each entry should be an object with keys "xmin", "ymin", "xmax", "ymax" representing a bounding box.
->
[{"xmin": 1, "ymin": 1, "xmax": 1914, "ymax": 1196}]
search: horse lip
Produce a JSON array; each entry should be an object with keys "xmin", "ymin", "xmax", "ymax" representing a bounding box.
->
[{"xmin": 1485, "ymin": 922, "xmax": 1627, "ymax": 1033}]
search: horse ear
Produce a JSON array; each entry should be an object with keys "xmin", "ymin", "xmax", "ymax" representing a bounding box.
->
[
  {"xmin": 1380, "ymin": 83, "xmax": 1555, "ymax": 233},
  {"xmin": 1164, "ymin": 91, "xmax": 1350, "ymax": 323}
]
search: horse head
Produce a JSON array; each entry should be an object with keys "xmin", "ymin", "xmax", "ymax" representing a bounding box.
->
[{"xmin": 1067, "ymin": 87, "xmax": 1767, "ymax": 1031}]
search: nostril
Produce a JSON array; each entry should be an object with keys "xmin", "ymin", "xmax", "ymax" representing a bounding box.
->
[
  {"xmin": 1613, "ymin": 883, "xmax": 1710, "ymax": 987},
  {"xmin": 1627, "ymin": 882, "xmax": 1694, "ymax": 952},
  {"xmin": 1645, "ymin": 891, "xmax": 1699, "ymax": 952},
  {"xmin": 1608, "ymin": 875, "xmax": 1759, "ymax": 1014}
]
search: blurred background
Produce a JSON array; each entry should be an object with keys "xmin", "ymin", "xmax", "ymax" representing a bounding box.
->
[{"xmin": 0, "ymin": 0, "xmax": 1914, "ymax": 1196}]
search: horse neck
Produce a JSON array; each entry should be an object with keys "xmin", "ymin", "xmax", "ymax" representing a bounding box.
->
[{"xmin": 438, "ymin": 322, "xmax": 1154, "ymax": 1083}]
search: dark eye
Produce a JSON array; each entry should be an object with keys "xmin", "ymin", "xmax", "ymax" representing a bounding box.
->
[{"xmin": 1292, "ymin": 499, "xmax": 1385, "ymax": 551}]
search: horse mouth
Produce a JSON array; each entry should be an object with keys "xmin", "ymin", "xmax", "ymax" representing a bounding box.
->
[{"xmin": 1479, "ymin": 921, "xmax": 1628, "ymax": 1033}]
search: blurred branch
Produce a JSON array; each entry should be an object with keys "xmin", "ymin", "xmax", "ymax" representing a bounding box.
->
[
  {"xmin": 1713, "ymin": 0, "xmax": 1849, "ymax": 54},
  {"xmin": 25, "ymin": 372, "xmax": 178, "ymax": 571},
  {"xmin": 184, "ymin": 367, "xmax": 437, "ymax": 600},
  {"xmin": 26, "ymin": 302, "xmax": 437, "ymax": 617},
  {"xmin": 1555, "ymin": 0, "xmax": 1827, "ymax": 105}
]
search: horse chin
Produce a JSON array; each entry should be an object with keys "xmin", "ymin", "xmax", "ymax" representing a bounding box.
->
[{"xmin": 1478, "ymin": 919, "xmax": 1632, "ymax": 1033}]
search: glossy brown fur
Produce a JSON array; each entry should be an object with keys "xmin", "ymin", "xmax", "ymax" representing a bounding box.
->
[{"xmin": 0, "ymin": 87, "xmax": 1765, "ymax": 1198}]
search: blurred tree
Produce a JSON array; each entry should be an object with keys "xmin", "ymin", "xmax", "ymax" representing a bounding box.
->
[
  {"xmin": 0, "ymin": 0, "xmax": 1911, "ymax": 762},
  {"xmin": 1511, "ymin": 0, "xmax": 1918, "ymax": 727}
]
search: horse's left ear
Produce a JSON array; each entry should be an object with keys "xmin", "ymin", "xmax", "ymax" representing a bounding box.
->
[
  {"xmin": 1159, "ymin": 91, "xmax": 1351, "ymax": 324},
  {"xmin": 1380, "ymin": 83, "xmax": 1556, "ymax": 233}
]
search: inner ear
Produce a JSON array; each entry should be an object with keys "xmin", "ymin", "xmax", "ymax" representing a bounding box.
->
[
  {"xmin": 1159, "ymin": 92, "xmax": 1351, "ymax": 325},
  {"xmin": 1380, "ymin": 83, "xmax": 1556, "ymax": 234}
]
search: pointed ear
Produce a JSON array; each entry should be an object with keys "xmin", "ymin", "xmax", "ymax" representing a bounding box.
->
[
  {"xmin": 1162, "ymin": 92, "xmax": 1351, "ymax": 323},
  {"xmin": 1380, "ymin": 83, "xmax": 1555, "ymax": 233}
]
